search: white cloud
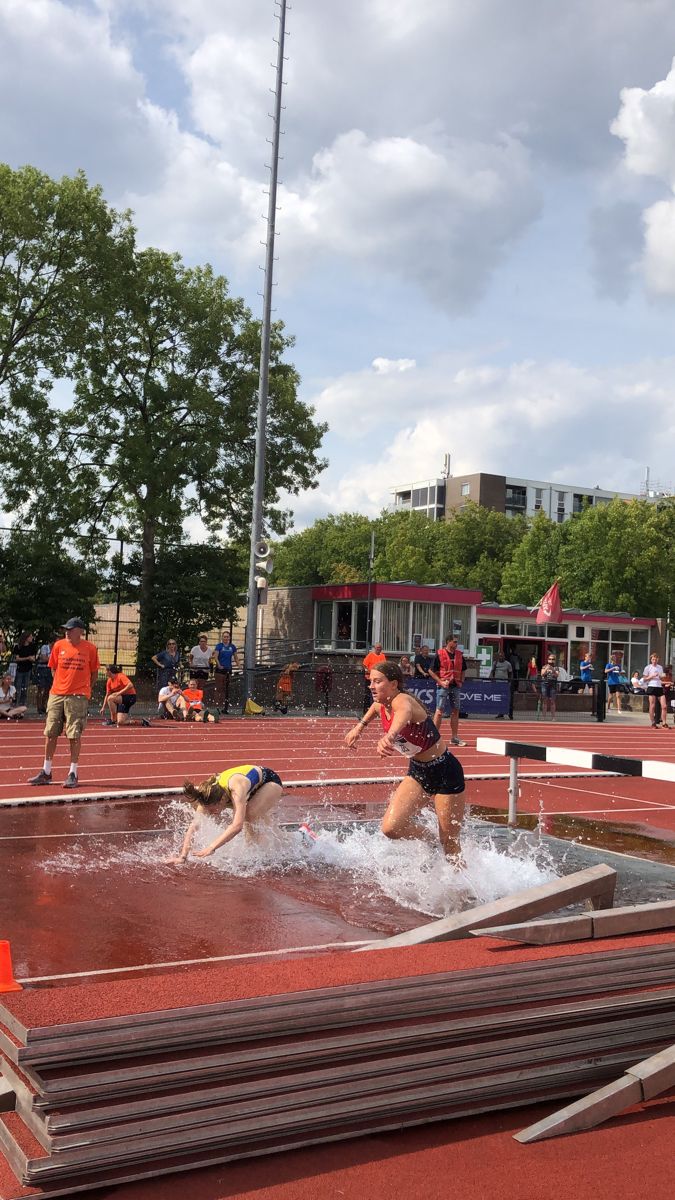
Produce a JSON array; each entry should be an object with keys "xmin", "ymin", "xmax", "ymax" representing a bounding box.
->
[
  {"xmin": 276, "ymin": 129, "xmax": 540, "ymax": 310},
  {"xmin": 372, "ymin": 358, "xmax": 416, "ymax": 374},
  {"xmin": 292, "ymin": 354, "xmax": 675, "ymax": 523},
  {"xmin": 611, "ymin": 58, "xmax": 675, "ymax": 297}
]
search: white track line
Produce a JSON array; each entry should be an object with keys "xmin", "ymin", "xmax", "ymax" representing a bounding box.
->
[
  {"xmin": 526, "ymin": 779, "xmax": 675, "ymax": 809},
  {"xmin": 0, "ymin": 771, "xmax": 622, "ymax": 807},
  {"xmin": 20, "ymin": 940, "xmax": 373, "ymax": 983}
]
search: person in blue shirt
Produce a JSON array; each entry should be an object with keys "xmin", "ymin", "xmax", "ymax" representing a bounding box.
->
[
  {"xmin": 151, "ymin": 639, "xmax": 181, "ymax": 690},
  {"xmin": 579, "ymin": 651, "xmax": 594, "ymax": 694},
  {"xmin": 605, "ymin": 651, "xmax": 627, "ymax": 713},
  {"xmin": 213, "ymin": 629, "xmax": 239, "ymax": 713}
]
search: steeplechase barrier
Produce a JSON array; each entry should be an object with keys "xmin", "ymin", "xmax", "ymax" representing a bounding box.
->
[{"xmin": 475, "ymin": 736, "xmax": 675, "ymax": 826}]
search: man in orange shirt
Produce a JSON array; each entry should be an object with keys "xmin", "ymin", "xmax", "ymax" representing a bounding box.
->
[
  {"xmin": 28, "ymin": 618, "xmax": 101, "ymax": 789},
  {"xmin": 362, "ymin": 642, "xmax": 386, "ymax": 712}
]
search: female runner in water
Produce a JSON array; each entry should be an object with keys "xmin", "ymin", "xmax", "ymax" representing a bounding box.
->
[
  {"xmin": 165, "ymin": 765, "xmax": 283, "ymax": 864},
  {"xmin": 345, "ymin": 661, "xmax": 465, "ymax": 860}
]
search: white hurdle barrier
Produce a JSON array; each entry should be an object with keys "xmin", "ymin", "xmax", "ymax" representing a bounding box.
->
[{"xmin": 475, "ymin": 737, "xmax": 675, "ymax": 827}]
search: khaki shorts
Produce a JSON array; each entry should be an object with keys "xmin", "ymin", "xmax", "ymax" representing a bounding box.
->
[{"xmin": 45, "ymin": 694, "xmax": 90, "ymax": 740}]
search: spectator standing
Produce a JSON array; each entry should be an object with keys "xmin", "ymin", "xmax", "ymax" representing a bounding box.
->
[
  {"xmin": 662, "ymin": 664, "xmax": 673, "ymax": 727},
  {"xmin": 0, "ymin": 633, "xmax": 11, "ymax": 675},
  {"xmin": 642, "ymin": 653, "xmax": 669, "ymax": 729},
  {"xmin": 275, "ymin": 662, "xmax": 301, "ymax": 714},
  {"xmin": 151, "ymin": 640, "xmax": 181, "ymax": 690},
  {"xmin": 0, "ymin": 674, "xmax": 27, "ymax": 720},
  {"xmin": 362, "ymin": 642, "xmax": 386, "ymax": 713},
  {"xmin": 413, "ymin": 645, "xmax": 433, "ymax": 679},
  {"xmin": 213, "ymin": 630, "xmax": 239, "ymax": 714},
  {"xmin": 34, "ymin": 646, "xmax": 53, "ymax": 715},
  {"xmin": 605, "ymin": 651, "xmax": 627, "ymax": 713},
  {"xmin": 28, "ymin": 618, "xmax": 100, "ymax": 788},
  {"xmin": 526, "ymin": 655, "xmax": 539, "ymax": 693},
  {"xmin": 189, "ymin": 635, "xmax": 212, "ymax": 682},
  {"xmin": 490, "ymin": 651, "xmax": 514, "ymax": 720},
  {"xmin": 429, "ymin": 634, "xmax": 466, "ymax": 744},
  {"xmin": 579, "ymin": 651, "xmax": 594, "ymax": 694},
  {"xmin": 13, "ymin": 631, "xmax": 37, "ymax": 707},
  {"xmin": 540, "ymin": 654, "xmax": 559, "ymax": 720},
  {"xmin": 315, "ymin": 663, "xmax": 333, "ymax": 715}
]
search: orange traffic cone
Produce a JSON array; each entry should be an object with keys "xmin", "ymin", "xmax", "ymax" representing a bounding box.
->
[{"xmin": 0, "ymin": 941, "xmax": 22, "ymax": 993}]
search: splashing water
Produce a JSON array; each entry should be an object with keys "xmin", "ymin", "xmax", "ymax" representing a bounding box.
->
[{"xmin": 38, "ymin": 796, "xmax": 560, "ymax": 925}]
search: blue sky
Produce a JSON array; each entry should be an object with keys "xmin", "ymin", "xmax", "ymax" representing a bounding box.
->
[{"xmin": 3, "ymin": 0, "xmax": 675, "ymax": 527}]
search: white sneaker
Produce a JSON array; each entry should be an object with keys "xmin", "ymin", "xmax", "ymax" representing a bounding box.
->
[{"xmin": 451, "ymin": 737, "xmax": 466, "ymax": 746}]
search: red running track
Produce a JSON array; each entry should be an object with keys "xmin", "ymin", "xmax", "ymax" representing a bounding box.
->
[{"xmin": 1, "ymin": 717, "xmax": 675, "ymax": 836}]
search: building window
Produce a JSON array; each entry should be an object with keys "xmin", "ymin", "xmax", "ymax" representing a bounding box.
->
[
  {"xmin": 504, "ymin": 485, "xmax": 527, "ymax": 516},
  {"xmin": 534, "ymin": 487, "xmax": 543, "ymax": 511},
  {"xmin": 380, "ymin": 599, "xmax": 410, "ymax": 652},
  {"xmin": 572, "ymin": 493, "xmax": 594, "ymax": 514},
  {"xmin": 443, "ymin": 605, "xmax": 470, "ymax": 648},
  {"xmin": 412, "ymin": 602, "xmax": 441, "ymax": 650},
  {"xmin": 546, "ymin": 624, "xmax": 568, "ymax": 639},
  {"xmin": 461, "ymin": 482, "xmax": 470, "ymax": 496},
  {"xmin": 477, "ymin": 618, "xmax": 499, "ymax": 634},
  {"xmin": 575, "ymin": 626, "xmax": 585, "ymax": 638},
  {"xmin": 316, "ymin": 602, "xmax": 333, "ymax": 646}
]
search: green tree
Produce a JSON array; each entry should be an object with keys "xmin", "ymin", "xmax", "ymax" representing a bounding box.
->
[
  {"xmin": 0, "ymin": 164, "xmax": 133, "ymax": 419},
  {"xmin": 557, "ymin": 498, "xmax": 675, "ymax": 617},
  {"xmin": 373, "ymin": 510, "xmax": 444, "ymax": 584},
  {"xmin": 103, "ymin": 541, "xmax": 247, "ymax": 664},
  {"xmin": 3, "ymin": 245, "xmax": 327, "ymax": 664},
  {"xmin": 499, "ymin": 512, "xmax": 567, "ymax": 605},
  {"xmin": 434, "ymin": 502, "xmax": 527, "ymax": 597},
  {"xmin": 273, "ymin": 513, "xmax": 373, "ymax": 585},
  {"xmin": 0, "ymin": 533, "xmax": 98, "ymax": 640}
]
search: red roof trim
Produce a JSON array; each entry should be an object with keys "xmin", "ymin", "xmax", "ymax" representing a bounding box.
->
[
  {"xmin": 312, "ymin": 583, "xmax": 482, "ymax": 604},
  {"xmin": 477, "ymin": 605, "xmax": 656, "ymax": 628}
]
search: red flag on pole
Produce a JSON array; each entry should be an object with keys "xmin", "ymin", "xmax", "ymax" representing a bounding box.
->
[{"xmin": 535, "ymin": 580, "xmax": 563, "ymax": 625}]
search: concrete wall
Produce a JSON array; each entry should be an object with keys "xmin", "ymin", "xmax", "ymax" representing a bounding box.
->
[{"xmin": 445, "ymin": 472, "xmax": 506, "ymax": 516}]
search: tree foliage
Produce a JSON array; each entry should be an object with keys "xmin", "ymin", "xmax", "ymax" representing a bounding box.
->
[
  {"xmin": 0, "ymin": 533, "xmax": 98, "ymax": 640},
  {"xmin": 0, "ymin": 167, "xmax": 327, "ymax": 661},
  {"xmin": 499, "ymin": 512, "xmax": 568, "ymax": 605}
]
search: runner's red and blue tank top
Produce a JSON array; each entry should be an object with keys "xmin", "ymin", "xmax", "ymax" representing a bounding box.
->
[{"xmin": 380, "ymin": 705, "xmax": 441, "ymax": 758}]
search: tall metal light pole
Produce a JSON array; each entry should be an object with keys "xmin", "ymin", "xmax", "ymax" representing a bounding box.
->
[{"xmin": 243, "ymin": 0, "xmax": 288, "ymax": 705}]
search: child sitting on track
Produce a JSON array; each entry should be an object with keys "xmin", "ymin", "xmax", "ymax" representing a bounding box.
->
[
  {"xmin": 165, "ymin": 765, "xmax": 284, "ymax": 863},
  {"xmin": 182, "ymin": 677, "xmax": 218, "ymax": 723}
]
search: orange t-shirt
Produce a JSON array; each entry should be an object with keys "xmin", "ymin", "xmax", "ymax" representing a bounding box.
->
[
  {"xmin": 182, "ymin": 688, "xmax": 203, "ymax": 710},
  {"xmin": 48, "ymin": 639, "xmax": 101, "ymax": 698},
  {"xmin": 105, "ymin": 672, "xmax": 135, "ymax": 697},
  {"xmin": 363, "ymin": 651, "xmax": 386, "ymax": 678}
]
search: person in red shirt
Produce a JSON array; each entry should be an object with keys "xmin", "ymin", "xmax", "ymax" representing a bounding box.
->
[
  {"xmin": 100, "ymin": 665, "xmax": 150, "ymax": 728},
  {"xmin": 28, "ymin": 618, "xmax": 101, "ymax": 789}
]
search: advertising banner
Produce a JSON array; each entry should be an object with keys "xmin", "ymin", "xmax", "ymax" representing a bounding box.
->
[{"xmin": 406, "ymin": 676, "xmax": 510, "ymax": 717}]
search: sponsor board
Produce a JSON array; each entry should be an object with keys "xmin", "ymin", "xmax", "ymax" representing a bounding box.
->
[{"xmin": 406, "ymin": 676, "xmax": 510, "ymax": 716}]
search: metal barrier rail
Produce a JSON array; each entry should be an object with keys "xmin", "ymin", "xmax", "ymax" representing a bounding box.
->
[{"xmin": 475, "ymin": 736, "xmax": 675, "ymax": 826}]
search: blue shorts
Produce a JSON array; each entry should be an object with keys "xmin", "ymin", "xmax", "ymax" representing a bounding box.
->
[
  {"xmin": 540, "ymin": 681, "xmax": 558, "ymax": 699},
  {"xmin": 435, "ymin": 684, "xmax": 460, "ymax": 713}
]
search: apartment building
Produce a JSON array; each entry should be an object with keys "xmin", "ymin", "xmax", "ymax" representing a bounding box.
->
[{"xmin": 393, "ymin": 470, "xmax": 638, "ymax": 523}]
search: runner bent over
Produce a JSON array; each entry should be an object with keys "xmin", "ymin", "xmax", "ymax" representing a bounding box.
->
[{"xmin": 166, "ymin": 765, "xmax": 284, "ymax": 863}]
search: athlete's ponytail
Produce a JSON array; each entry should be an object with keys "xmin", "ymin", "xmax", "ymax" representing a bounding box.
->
[{"xmin": 183, "ymin": 775, "xmax": 226, "ymax": 807}]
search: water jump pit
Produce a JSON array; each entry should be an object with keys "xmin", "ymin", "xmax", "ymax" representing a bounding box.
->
[
  {"xmin": 1, "ymin": 784, "xmax": 675, "ymax": 1198},
  {"xmin": 4, "ymin": 794, "xmax": 675, "ymax": 982}
]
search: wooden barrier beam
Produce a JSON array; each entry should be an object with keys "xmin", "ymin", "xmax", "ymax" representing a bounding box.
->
[
  {"xmin": 515, "ymin": 1043, "xmax": 675, "ymax": 1142},
  {"xmin": 472, "ymin": 899, "xmax": 675, "ymax": 945},
  {"xmin": 475, "ymin": 738, "xmax": 675, "ymax": 782},
  {"xmin": 356, "ymin": 864, "xmax": 617, "ymax": 950}
]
